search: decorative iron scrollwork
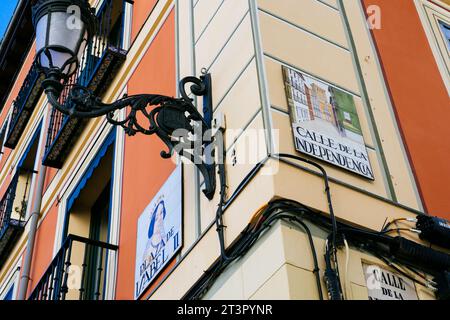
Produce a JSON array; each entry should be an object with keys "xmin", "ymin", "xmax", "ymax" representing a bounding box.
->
[{"xmin": 44, "ymin": 72, "xmax": 216, "ymax": 199}]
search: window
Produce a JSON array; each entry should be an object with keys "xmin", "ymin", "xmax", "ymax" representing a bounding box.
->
[
  {"xmin": 2, "ymin": 286, "xmax": 14, "ymax": 300},
  {"xmin": 60, "ymin": 130, "xmax": 116, "ymax": 300},
  {"xmin": 0, "ymin": 124, "xmax": 7, "ymax": 152},
  {"xmin": 415, "ymin": 0, "xmax": 450, "ymax": 88},
  {"xmin": 14, "ymin": 124, "xmax": 42, "ymax": 221},
  {"xmin": 0, "ymin": 264, "xmax": 20, "ymax": 300},
  {"xmin": 91, "ymin": 0, "xmax": 126, "ymax": 61},
  {"xmin": 0, "ymin": 116, "xmax": 10, "ymax": 160},
  {"xmin": 30, "ymin": 127, "xmax": 118, "ymax": 300},
  {"xmin": 439, "ymin": 20, "xmax": 450, "ymax": 52},
  {"xmin": 63, "ymin": 130, "xmax": 116, "ymax": 243}
]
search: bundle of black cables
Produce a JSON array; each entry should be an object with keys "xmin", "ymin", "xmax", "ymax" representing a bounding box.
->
[
  {"xmin": 184, "ymin": 199, "xmax": 327, "ymax": 300},
  {"xmin": 188, "ymin": 152, "xmax": 343, "ymax": 300},
  {"xmin": 186, "ymin": 152, "xmax": 446, "ymax": 300},
  {"xmin": 184, "ymin": 197, "xmax": 450, "ymax": 300}
]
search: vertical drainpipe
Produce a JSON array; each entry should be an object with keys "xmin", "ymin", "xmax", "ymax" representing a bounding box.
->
[
  {"xmin": 188, "ymin": 0, "xmax": 202, "ymax": 238},
  {"xmin": 17, "ymin": 103, "xmax": 50, "ymax": 300}
]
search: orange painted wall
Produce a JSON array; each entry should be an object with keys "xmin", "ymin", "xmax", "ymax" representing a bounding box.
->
[
  {"xmin": 0, "ymin": 143, "xmax": 12, "ymax": 178},
  {"xmin": 27, "ymin": 201, "xmax": 59, "ymax": 296},
  {"xmin": 0, "ymin": 173, "xmax": 14, "ymax": 205},
  {"xmin": 0, "ymin": 43, "xmax": 35, "ymax": 123},
  {"xmin": 0, "ymin": 43, "xmax": 36, "ymax": 173},
  {"xmin": 363, "ymin": 0, "xmax": 450, "ymax": 219},
  {"xmin": 115, "ymin": 10, "xmax": 176, "ymax": 300},
  {"xmin": 131, "ymin": 0, "xmax": 158, "ymax": 43},
  {"xmin": 43, "ymin": 168, "xmax": 58, "ymax": 193},
  {"xmin": 0, "ymin": 43, "xmax": 37, "ymax": 222}
]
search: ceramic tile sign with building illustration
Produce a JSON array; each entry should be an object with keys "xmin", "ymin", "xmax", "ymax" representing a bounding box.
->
[
  {"xmin": 282, "ymin": 66, "xmax": 374, "ymax": 179},
  {"xmin": 363, "ymin": 263, "xmax": 419, "ymax": 300},
  {"xmin": 134, "ymin": 165, "xmax": 182, "ymax": 299}
]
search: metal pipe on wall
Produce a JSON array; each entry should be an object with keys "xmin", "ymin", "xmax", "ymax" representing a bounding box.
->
[{"xmin": 17, "ymin": 104, "xmax": 50, "ymax": 300}]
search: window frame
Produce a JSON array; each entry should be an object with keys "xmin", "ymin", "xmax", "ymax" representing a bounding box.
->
[
  {"xmin": 414, "ymin": 0, "xmax": 450, "ymax": 93},
  {"xmin": 61, "ymin": 128, "xmax": 117, "ymax": 245},
  {"xmin": 0, "ymin": 259, "xmax": 21, "ymax": 300},
  {"xmin": 52, "ymin": 122, "xmax": 121, "ymax": 300}
]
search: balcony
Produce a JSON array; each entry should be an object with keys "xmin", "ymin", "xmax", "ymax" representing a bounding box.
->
[
  {"xmin": 43, "ymin": 0, "xmax": 128, "ymax": 168},
  {"xmin": 0, "ymin": 169, "xmax": 33, "ymax": 265},
  {"xmin": 29, "ymin": 234, "xmax": 118, "ymax": 300},
  {"xmin": 4, "ymin": 63, "xmax": 45, "ymax": 149}
]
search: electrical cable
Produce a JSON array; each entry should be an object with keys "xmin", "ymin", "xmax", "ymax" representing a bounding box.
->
[
  {"xmin": 213, "ymin": 151, "xmax": 338, "ymax": 265},
  {"xmin": 381, "ymin": 218, "xmax": 407, "ymax": 232},
  {"xmin": 381, "ymin": 218, "xmax": 417, "ymax": 233},
  {"xmin": 274, "ymin": 154, "xmax": 343, "ymax": 299},
  {"xmin": 185, "ymin": 197, "xmax": 448, "ymax": 300},
  {"xmin": 274, "ymin": 154, "xmax": 338, "ymax": 249},
  {"xmin": 201, "ymin": 147, "xmax": 442, "ymax": 300},
  {"xmin": 393, "ymin": 263, "xmax": 437, "ymax": 290},
  {"xmin": 346, "ymin": 231, "xmax": 438, "ymax": 289},
  {"xmin": 374, "ymin": 254, "xmax": 432, "ymax": 289},
  {"xmin": 382, "ymin": 228, "xmax": 421, "ymax": 235},
  {"xmin": 215, "ymin": 162, "xmax": 230, "ymax": 262},
  {"xmin": 288, "ymin": 218, "xmax": 324, "ymax": 300},
  {"xmin": 235, "ymin": 212, "xmax": 324, "ymax": 300},
  {"xmin": 343, "ymin": 237, "xmax": 350, "ymax": 300},
  {"xmin": 402, "ymin": 265, "xmax": 436, "ymax": 285},
  {"xmin": 185, "ymin": 203, "xmax": 325, "ymax": 300},
  {"xmin": 324, "ymin": 236, "xmax": 342, "ymax": 300}
]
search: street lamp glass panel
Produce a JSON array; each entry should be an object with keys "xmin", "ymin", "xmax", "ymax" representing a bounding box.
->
[
  {"xmin": 35, "ymin": 9, "xmax": 89, "ymax": 76},
  {"xmin": 35, "ymin": 14, "xmax": 47, "ymax": 54}
]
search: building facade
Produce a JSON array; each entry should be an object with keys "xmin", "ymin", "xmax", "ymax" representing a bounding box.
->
[{"xmin": 0, "ymin": 0, "xmax": 449, "ymax": 300}]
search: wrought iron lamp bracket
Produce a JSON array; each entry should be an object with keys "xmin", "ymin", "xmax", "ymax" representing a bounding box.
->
[{"xmin": 42, "ymin": 70, "xmax": 217, "ymax": 200}]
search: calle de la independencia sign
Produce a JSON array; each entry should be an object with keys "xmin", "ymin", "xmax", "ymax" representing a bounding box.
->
[{"xmin": 283, "ymin": 66, "xmax": 374, "ymax": 179}]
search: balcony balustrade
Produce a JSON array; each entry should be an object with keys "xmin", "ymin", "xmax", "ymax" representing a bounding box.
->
[
  {"xmin": 29, "ymin": 234, "xmax": 118, "ymax": 300},
  {"xmin": 0, "ymin": 169, "xmax": 33, "ymax": 265},
  {"xmin": 43, "ymin": 0, "xmax": 128, "ymax": 168},
  {"xmin": 4, "ymin": 63, "xmax": 45, "ymax": 149}
]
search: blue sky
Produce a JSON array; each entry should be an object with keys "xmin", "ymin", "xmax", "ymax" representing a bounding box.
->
[{"xmin": 0, "ymin": 0, "xmax": 19, "ymax": 42}]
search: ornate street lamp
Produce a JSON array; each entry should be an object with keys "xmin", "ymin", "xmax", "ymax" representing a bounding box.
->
[{"xmin": 32, "ymin": 0, "xmax": 216, "ymax": 199}]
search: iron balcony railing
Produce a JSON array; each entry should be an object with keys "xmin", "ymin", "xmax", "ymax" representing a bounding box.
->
[
  {"xmin": 0, "ymin": 169, "xmax": 33, "ymax": 265},
  {"xmin": 4, "ymin": 62, "xmax": 45, "ymax": 149},
  {"xmin": 29, "ymin": 234, "xmax": 118, "ymax": 300},
  {"xmin": 0, "ymin": 174, "xmax": 20, "ymax": 241},
  {"xmin": 43, "ymin": 0, "xmax": 128, "ymax": 168}
]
